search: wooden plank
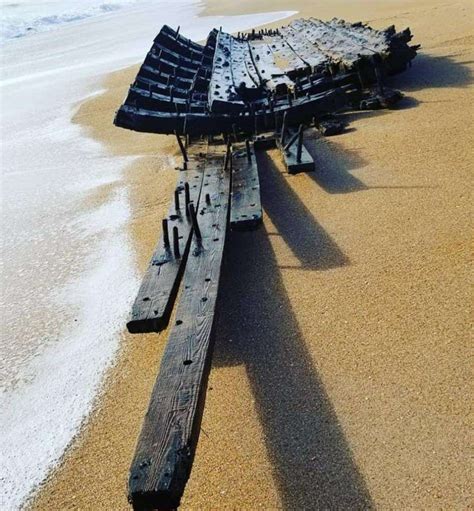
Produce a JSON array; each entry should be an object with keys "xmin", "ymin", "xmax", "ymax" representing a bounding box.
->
[
  {"xmin": 267, "ymin": 36, "xmax": 308, "ymax": 75},
  {"xmin": 208, "ymin": 31, "xmax": 245, "ymax": 113},
  {"xmin": 128, "ymin": 144, "xmax": 230, "ymax": 511},
  {"xmin": 230, "ymin": 37, "xmax": 260, "ymax": 92},
  {"xmin": 230, "ymin": 141, "xmax": 262, "ymax": 231},
  {"xmin": 290, "ymin": 18, "xmax": 378, "ymax": 68},
  {"xmin": 249, "ymin": 40, "xmax": 295, "ymax": 94},
  {"xmin": 126, "ymin": 141, "xmax": 207, "ymax": 334},
  {"xmin": 278, "ymin": 26, "xmax": 328, "ymax": 71}
]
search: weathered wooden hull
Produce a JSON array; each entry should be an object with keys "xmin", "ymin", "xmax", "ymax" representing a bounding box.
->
[
  {"xmin": 114, "ymin": 20, "xmax": 418, "ymax": 136},
  {"xmin": 115, "ymin": 87, "xmax": 348, "ymax": 135}
]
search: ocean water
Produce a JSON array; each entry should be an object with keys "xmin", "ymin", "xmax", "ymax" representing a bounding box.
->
[
  {"xmin": 0, "ymin": 2, "xmax": 296, "ymax": 509},
  {"xmin": 0, "ymin": 0, "xmax": 137, "ymax": 41}
]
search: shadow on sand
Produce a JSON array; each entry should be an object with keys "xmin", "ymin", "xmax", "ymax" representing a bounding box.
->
[
  {"xmin": 389, "ymin": 51, "xmax": 473, "ymax": 91},
  {"xmin": 212, "ymin": 154, "xmax": 373, "ymax": 509},
  {"xmin": 207, "ymin": 51, "xmax": 472, "ymax": 508},
  {"xmin": 300, "ymin": 51, "xmax": 473, "ymax": 195}
]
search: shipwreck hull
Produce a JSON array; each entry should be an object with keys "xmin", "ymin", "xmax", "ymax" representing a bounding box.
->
[
  {"xmin": 114, "ymin": 20, "xmax": 419, "ymax": 136},
  {"xmin": 116, "ymin": 17, "xmax": 420, "ymax": 511},
  {"xmin": 115, "ymin": 87, "xmax": 349, "ymax": 135}
]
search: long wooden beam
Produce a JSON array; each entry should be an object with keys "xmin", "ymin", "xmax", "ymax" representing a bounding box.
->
[
  {"xmin": 128, "ymin": 143, "xmax": 230, "ymax": 510},
  {"xmin": 126, "ymin": 141, "xmax": 207, "ymax": 333},
  {"xmin": 230, "ymin": 140, "xmax": 262, "ymax": 230}
]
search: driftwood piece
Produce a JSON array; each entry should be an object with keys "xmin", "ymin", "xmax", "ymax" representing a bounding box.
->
[
  {"xmin": 230, "ymin": 141, "xmax": 262, "ymax": 230},
  {"xmin": 128, "ymin": 145, "xmax": 230, "ymax": 510},
  {"xmin": 126, "ymin": 141, "xmax": 207, "ymax": 333}
]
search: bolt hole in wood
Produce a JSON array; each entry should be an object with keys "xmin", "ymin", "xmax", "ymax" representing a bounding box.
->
[
  {"xmin": 176, "ymin": 320, "xmax": 183, "ymax": 325},
  {"xmin": 183, "ymin": 360, "xmax": 193, "ymax": 365},
  {"xmin": 143, "ymin": 297, "xmax": 150, "ymax": 302},
  {"xmin": 202, "ymin": 297, "xmax": 208, "ymax": 302}
]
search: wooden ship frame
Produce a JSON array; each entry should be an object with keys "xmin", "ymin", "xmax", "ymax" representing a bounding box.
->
[{"xmin": 114, "ymin": 18, "xmax": 419, "ymax": 510}]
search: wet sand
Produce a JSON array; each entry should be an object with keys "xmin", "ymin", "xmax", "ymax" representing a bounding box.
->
[{"xmin": 32, "ymin": 0, "xmax": 473, "ymax": 509}]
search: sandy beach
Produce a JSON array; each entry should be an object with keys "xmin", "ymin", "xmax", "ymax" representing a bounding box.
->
[{"xmin": 25, "ymin": 0, "xmax": 473, "ymax": 509}]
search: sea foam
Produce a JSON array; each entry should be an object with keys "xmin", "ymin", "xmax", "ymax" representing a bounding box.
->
[{"xmin": 0, "ymin": 0, "xmax": 137, "ymax": 41}]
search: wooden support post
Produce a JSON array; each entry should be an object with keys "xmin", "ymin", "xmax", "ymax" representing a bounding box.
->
[
  {"xmin": 283, "ymin": 129, "xmax": 300, "ymax": 153},
  {"xmin": 245, "ymin": 139, "xmax": 251, "ymax": 162},
  {"xmin": 175, "ymin": 132, "xmax": 189, "ymax": 164},
  {"xmin": 184, "ymin": 182, "xmax": 190, "ymax": 213},
  {"xmin": 296, "ymin": 124, "xmax": 304, "ymax": 163},
  {"xmin": 224, "ymin": 138, "xmax": 231, "ymax": 170},
  {"xmin": 174, "ymin": 188, "xmax": 180, "ymax": 213},
  {"xmin": 162, "ymin": 219, "xmax": 170, "ymax": 249},
  {"xmin": 173, "ymin": 226, "xmax": 180, "ymax": 259},
  {"xmin": 356, "ymin": 62, "xmax": 365, "ymax": 90},
  {"xmin": 188, "ymin": 202, "xmax": 202, "ymax": 240},
  {"xmin": 280, "ymin": 111, "xmax": 288, "ymax": 146}
]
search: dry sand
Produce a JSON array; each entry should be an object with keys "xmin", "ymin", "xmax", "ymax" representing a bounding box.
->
[{"xmin": 32, "ymin": 0, "xmax": 473, "ymax": 509}]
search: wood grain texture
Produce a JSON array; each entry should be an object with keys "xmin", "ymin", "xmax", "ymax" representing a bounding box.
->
[
  {"xmin": 277, "ymin": 26, "xmax": 327, "ymax": 72},
  {"xmin": 127, "ymin": 141, "xmax": 207, "ymax": 334},
  {"xmin": 267, "ymin": 37, "xmax": 307, "ymax": 75},
  {"xmin": 230, "ymin": 142, "xmax": 262, "ymax": 231},
  {"xmin": 230, "ymin": 37, "xmax": 260, "ymax": 91},
  {"xmin": 129, "ymin": 143, "xmax": 230, "ymax": 510},
  {"xmin": 249, "ymin": 40, "xmax": 295, "ymax": 94},
  {"xmin": 208, "ymin": 31, "xmax": 244, "ymax": 114},
  {"xmin": 115, "ymin": 20, "xmax": 417, "ymax": 134}
]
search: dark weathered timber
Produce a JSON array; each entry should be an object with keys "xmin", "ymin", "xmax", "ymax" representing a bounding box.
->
[
  {"xmin": 115, "ymin": 87, "xmax": 347, "ymax": 136},
  {"xmin": 249, "ymin": 40, "xmax": 295, "ymax": 94},
  {"xmin": 267, "ymin": 37, "xmax": 308, "ymax": 75},
  {"xmin": 277, "ymin": 127, "xmax": 314, "ymax": 174},
  {"xmin": 126, "ymin": 141, "xmax": 207, "ymax": 334},
  {"xmin": 115, "ymin": 19, "xmax": 417, "ymax": 136},
  {"xmin": 253, "ymin": 132, "xmax": 278, "ymax": 150},
  {"xmin": 277, "ymin": 26, "xmax": 327, "ymax": 71},
  {"xmin": 128, "ymin": 144, "xmax": 230, "ymax": 511},
  {"xmin": 230, "ymin": 141, "xmax": 262, "ymax": 230},
  {"xmin": 208, "ymin": 31, "xmax": 245, "ymax": 113}
]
